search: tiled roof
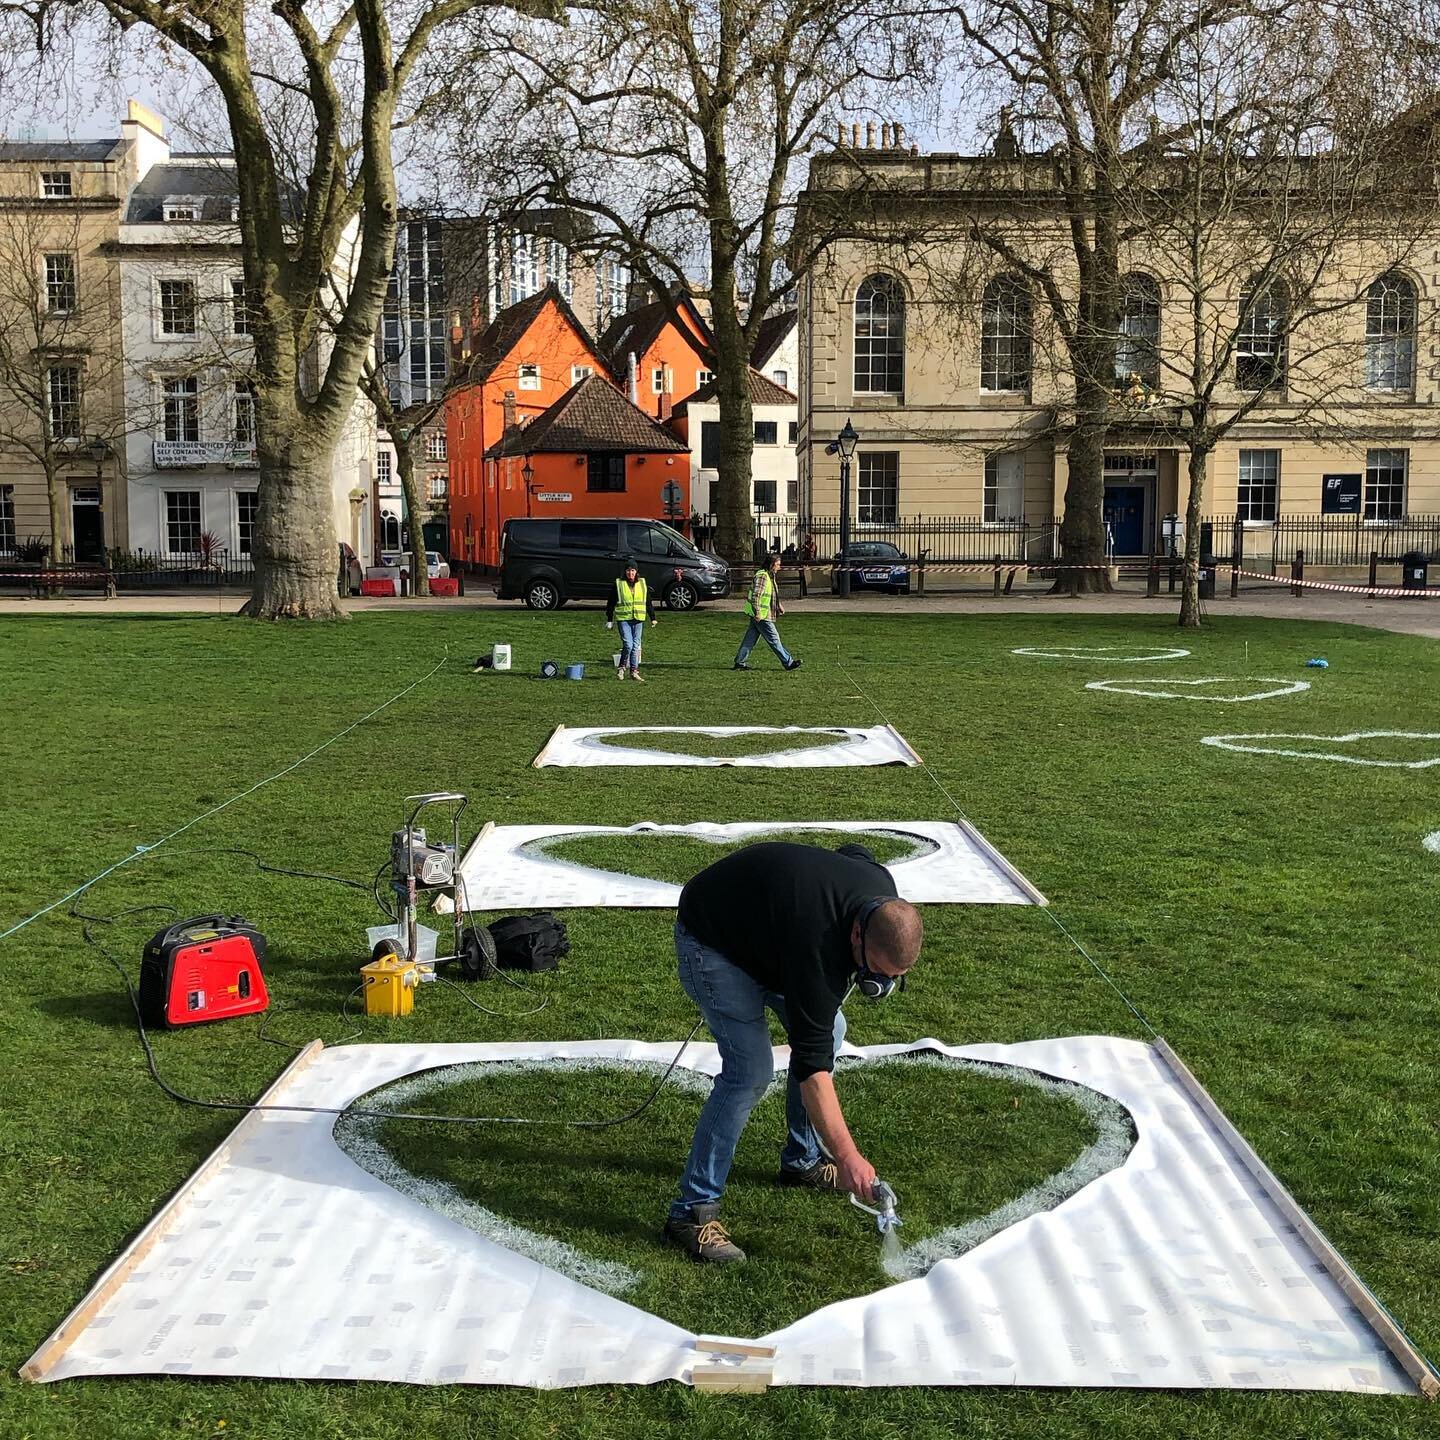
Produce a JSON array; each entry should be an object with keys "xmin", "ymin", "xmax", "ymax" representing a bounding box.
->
[
  {"xmin": 459, "ymin": 283, "xmax": 609, "ymax": 388},
  {"xmin": 486, "ymin": 375, "xmax": 690, "ymax": 458},
  {"xmin": 671, "ymin": 366, "xmax": 797, "ymax": 417},
  {"xmin": 597, "ymin": 293, "xmax": 714, "ymax": 372},
  {"xmin": 0, "ymin": 139, "xmax": 119, "ymax": 162},
  {"xmin": 124, "ymin": 161, "xmax": 241, "ymax": 221},
  {"xmin": 750, "ymin": 307, "xmax": 797, "ymax": 368}
]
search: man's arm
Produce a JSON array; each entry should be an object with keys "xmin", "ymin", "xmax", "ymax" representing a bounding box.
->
[{"xmin": 798, "ymin": 1071, "xmax": 877, "ymax": 1198}]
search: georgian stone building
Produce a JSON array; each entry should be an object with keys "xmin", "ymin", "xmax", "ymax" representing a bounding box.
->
[{"xmin": 796, "ymin": 136, "xmax": 1440, "ymax": 559}]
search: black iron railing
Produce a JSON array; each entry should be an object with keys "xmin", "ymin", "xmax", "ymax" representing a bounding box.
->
[{"xmin": 1206, "ymin": 515, "xmax": 1440, "ymax": 570}]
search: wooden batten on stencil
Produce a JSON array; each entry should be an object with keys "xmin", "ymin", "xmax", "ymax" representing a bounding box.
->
[
  {"xmin": 21, "ymin": 1040, "xmax": 328, "ymax": 1383},
  {"xmin": 1155, "ymin": 1039, "xmax": 1439, "ymax": 1401}
]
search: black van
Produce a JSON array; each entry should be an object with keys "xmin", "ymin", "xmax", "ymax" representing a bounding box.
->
[{"xmin": 497, "ymin": 517, "xmax": 730, "ymax": 611}]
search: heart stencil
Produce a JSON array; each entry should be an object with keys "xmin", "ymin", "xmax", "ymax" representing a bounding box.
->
[
  {"xmin": 524, "ymin": 826, "xmax": 932, "ymax": 888},
  {"xmin": 593, "ymin": 729, "xmax": 847, "ymax": 760},
  {"xmin": 1013, "ymin": 644, "xmax": 1191, "ymax": 662},
  {"xmin": 1201, "ymin": 731, "xmax": 1440, "ymax": 768},
  {"xmin": 1087, "ymin": 677, "xmax": 1311, "ymax": 703},
  {"xmin": 336, "ymin": 1053, "xmax": 1133, "ymax": 1338}
]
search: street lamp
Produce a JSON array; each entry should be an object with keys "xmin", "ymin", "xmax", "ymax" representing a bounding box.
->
[
  {"xmin": 827, "ymin": 418, "xmax": 859, "ymax": 596},
  {"xmin": 521, "ymin": 457, "xmax": 535, "ymax": 517}
]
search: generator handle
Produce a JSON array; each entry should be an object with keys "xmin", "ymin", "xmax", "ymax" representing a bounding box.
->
[{"xmin": 404, "ymin": 792, "xmax": 469, "ymax": 830}]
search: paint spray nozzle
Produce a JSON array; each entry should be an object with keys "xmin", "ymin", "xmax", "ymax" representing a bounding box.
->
[{"xmin": 850, "ymin": 1178, "xmax": 902, "ymax": 1235}]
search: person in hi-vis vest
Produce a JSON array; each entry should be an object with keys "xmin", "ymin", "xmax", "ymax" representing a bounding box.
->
[
  {"xmin": 734, "ymin": 552, "xmax": 802, "ymax": 671},
  {"xmin": 605, "ymin": 557, "xmax": 657, "ymax": 681}
]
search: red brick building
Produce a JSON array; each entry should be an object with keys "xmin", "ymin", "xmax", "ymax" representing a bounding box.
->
[
  {"xmin": 597, "ymin": 293, "xmax": 715, "ymax": 420},
  {"xmin": 483, "ymin": 375, "xmax": 690, "ymax": 544}
]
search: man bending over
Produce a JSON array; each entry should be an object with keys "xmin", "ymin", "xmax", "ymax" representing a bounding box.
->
[{"xmin": 664, "ymin": 841, "xmax": 923, "ymax": 1262}]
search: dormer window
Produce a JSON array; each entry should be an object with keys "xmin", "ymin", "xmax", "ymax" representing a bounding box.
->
[
  {"xmin": 164, "ymin": 200, "xmax": 200, "ymax": 222},
  {"xmin": 41, "ymin": 171, "xmax": 72, "ymax": 198}
]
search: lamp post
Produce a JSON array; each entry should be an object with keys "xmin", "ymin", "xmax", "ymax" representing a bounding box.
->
[
  {"xmin": 833, "ymin": 418, "xmax": 858, "ymax": 597},
  {"xmin": 521, "ymin": 457, "xmax": 535, "ymax": 517}
]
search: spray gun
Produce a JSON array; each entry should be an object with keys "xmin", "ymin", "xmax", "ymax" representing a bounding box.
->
[{"xmin": 849, "ymin": 1178, "xmax": 902, "ymax": 1236}]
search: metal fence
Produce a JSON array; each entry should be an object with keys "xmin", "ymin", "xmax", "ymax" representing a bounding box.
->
[
  {"xmin": 0, "ymin": 546, "xmax": 256, "ymax": 590},
  {"xmin": 700, "ymin": 514, "xmax": 1062, "ymax": 565},
  {"xmin": 1207, "ymin": 515, "xmax": 1440, "ymax": 571}
]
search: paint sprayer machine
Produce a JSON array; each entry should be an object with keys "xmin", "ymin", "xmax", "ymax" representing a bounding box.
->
[{"xmin": 363, "ymin": 791, "xmax": 495, "ymax": 1015}]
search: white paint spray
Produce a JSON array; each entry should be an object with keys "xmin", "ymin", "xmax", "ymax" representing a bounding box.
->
[
  {"xmin": 1423, "ymin": 831, "xmax": 1440, "ymax": 856},
  {"xmin": 1086, "ymin": 677, "xmax": 1311, "ymax": 703},
  {"xmin": 1200, "ymin": 731, "xmax": 1440, "ymax": 768},
  {"xmin": 1012, "ymin": 645, "xmax": 1191, "ymax": 662}
]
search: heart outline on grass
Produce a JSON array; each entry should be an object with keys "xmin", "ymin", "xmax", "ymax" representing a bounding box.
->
[
  {"xmin": 1087, "ymin": 677, "xmax": 1311, "ymax": 703},
  {"xmin": 1200, "ymin": 730, "xmax": 1440, "ymax": 767},
  {"xmin": 1013, "ymin": 644, "xmax": 1191, "ymax": 662},
  {"xmin": 335, "ymin": 1051, "xmax": 1135, "ymax": 1309}
]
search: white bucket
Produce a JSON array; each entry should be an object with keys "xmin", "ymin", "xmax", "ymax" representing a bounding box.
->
[
  {"xmin": 491, "ymin": 643, "xmax": 512, "ymax": 672},
  {"xmin": 612, "ymin": 652, "xmax": 623, "ymax": 668}
]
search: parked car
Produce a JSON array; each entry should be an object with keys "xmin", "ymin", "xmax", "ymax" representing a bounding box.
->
[
  {"xmin": 497, "ymin": 517, "xmax": 730, "ymax": 610},
  {"xmin": 831, "ymin": 541, "xmax": 911, "ymax": 594},
  {"xmin": 381, "ymin": 550, "xmax": 450, "ymax": 581}
]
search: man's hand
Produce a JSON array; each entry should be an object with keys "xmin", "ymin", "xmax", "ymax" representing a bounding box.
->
[
  {"xmin": 836, "ymin": 1149, "xmax": 878, "ymax": 1200},
  {"xmin": 651, "ymin": 618, "xmax": 658, "ymax": 627},
  {"xmin": 605, "ymin": 621, "xmax": 613, "ymax": 630}
]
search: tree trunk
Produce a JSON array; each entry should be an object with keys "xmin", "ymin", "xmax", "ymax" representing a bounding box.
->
[
  {"xmin": 395, "ymin": 438, "xmax": 430, "ymax": 597},
  {"xmin": 242, "ymin": 431, "xmax": 346, "ymax": 619},
  {"xmin": 46, "ymin": 462, "xmax": 64, "ymax": 563},
  {"xmin": 1054, "ymin": 375, "xmax": 1112, "ymax": 594},
  {"xmin": 1178, "ymin": 444, "xmax": 1208, "ymax": 628},
  {"xmin": 709, "ymin": 264, "xmax": 756, "ymax": 566}
]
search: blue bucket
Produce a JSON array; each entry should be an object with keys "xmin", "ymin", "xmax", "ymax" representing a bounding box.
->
[{"xmin": 565, "ymin": 663, "xmax": 585, "ymax": 681}]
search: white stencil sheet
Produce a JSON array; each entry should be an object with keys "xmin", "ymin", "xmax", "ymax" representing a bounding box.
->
[
  {"xmin": 27, "ymin": 1036, "xmax": 1425, "ymax": 1396},
  {"xmin": 531, "ymin": 724, "xmax": 922, "ymax": 768},
  {"xmin": 454, "ymin": 819, "xmax": 1046, "ymax": 910}
]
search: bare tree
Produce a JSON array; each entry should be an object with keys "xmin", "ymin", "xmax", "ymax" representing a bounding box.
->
[
  {"xmin": 436, "ymin": 0, "xmax": 938, "ymax": 562},
  {"xmin": 932, "ymin": 0, "xmax": 1318, "ymax": 590},
  {"xmin": 6, "ymin": 0, "xmax": 552, "ymax": 618},
  {"xmin": 0, "ymin": 204, "xmax": 130, "ymax": 560},
  {"xmin": 1121, "ymin": 4, "xmax": 1440, "ymax": 624}
]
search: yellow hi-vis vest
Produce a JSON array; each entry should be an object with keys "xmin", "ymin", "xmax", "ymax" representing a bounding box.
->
[
  {"xmin": 614, "ymin": 577, "xmax": 648, "ymax": 621},
  {"xmin": 745, "ymin": 569, "xmax": 775, "ymax": 620}
]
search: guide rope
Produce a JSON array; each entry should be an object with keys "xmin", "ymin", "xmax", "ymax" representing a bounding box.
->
[{"xmin": 836, "ymin": 657, "xmax": 1161, "ymax": 1040}]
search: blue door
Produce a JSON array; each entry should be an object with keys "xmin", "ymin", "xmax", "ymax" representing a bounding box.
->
[{"xmin": 1103, "ymin": 485, "xmax": 1146, "ymax": 556}]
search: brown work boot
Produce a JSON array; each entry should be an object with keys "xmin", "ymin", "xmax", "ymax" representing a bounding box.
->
[
  {"xmin": 662, "ymin": 1203, "xmax": 746, "ymax": 1263},
  {"xmin": 778, "ymin": 1159, "xmax": 844, "ymax": 1191}
]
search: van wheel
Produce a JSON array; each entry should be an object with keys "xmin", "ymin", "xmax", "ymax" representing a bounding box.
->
[
  {"xmin": 665, "ymin": 579, "xmax": 699, "ymax": 611},
  {"xmin": 524, "ymin": 578, "xmax": 562, "ymax": 610}
]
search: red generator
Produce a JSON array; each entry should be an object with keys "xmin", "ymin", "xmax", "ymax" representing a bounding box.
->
[{"xmin": 139, "ymin": 915, "xmax": 270, "ymax": 1029}]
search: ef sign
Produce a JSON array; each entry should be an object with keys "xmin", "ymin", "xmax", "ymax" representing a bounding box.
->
[{"xmin": 1321, "ymin": 473, "xmax": 1362, "ymax": 515}]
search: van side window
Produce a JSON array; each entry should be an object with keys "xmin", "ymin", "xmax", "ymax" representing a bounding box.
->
[
  {"xmin": 627, "ymin": 522, "xmax": 666, "ymax": 555},
  {"xmin": 560, "ymin": 520, "xmax": 619, "ymax": 551}
]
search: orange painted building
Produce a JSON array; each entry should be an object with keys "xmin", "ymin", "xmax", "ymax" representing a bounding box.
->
[
  {"xmin": 484, "ymin": 375, "xmax": 691, "ymax": 538},
  {"xmin": 446, "ymin": 283, "xmax": 609, "ymax": 567},
  {"xmin": 597, "ymin": 293, "xmax": 715, "ymax": 419}
]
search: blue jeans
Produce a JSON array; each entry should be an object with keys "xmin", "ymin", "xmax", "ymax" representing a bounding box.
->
[
  {"xmin": 735, "ymin": 617, "xmax": 792, "ymax": 667},
  {"xmin": 671, "ymin": 919, "xmax": 846, "ymax": 1217},
  {"xmin": 617, "ymin": 619, "xmax": 644, "ymax": 669}
]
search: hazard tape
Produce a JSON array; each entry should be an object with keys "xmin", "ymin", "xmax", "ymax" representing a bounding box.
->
[{"xmin": 1220, "ymin": 566, "xmax": 1440, "ymax": 598}]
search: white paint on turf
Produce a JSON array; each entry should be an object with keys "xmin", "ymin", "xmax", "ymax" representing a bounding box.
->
[
  {"xmin": 1423, "ymin": 830, "xmax": 1440, "ymax": 855},
  {"xmin": 1012, "ymin": 644, "xmax": 1191, "ymax": 662},
  {"xmin": 1087, "ymin": 677, "xmax": 1310, "ymax": 703},
  {"xmin": 1200, "ymin": 731, "xmax": 1440, "ymax": 767}
]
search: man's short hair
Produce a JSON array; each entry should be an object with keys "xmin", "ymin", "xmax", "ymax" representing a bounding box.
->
[{"xmin": 867, "ymin": 899, "xmax": 923, "ymax": 971}]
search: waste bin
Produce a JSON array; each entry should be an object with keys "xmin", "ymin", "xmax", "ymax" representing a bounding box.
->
[
  {"xmin": 1402, "ymin": 551, "xmax": 1429, "ymax": 590},
  {"xmin": 1198, "ymin": 563, "xmax": 1216, "ymax": 600}
]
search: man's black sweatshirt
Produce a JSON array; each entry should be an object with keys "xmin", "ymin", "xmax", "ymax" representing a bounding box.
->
[{"xmin": 676, "ymin": 841, "xmax": 898, "ymax": 1081}]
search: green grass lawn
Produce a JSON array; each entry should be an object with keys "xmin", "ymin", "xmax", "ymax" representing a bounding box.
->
[{"xmin": 2, "ymin": 604, "xmax": 1438, "ymax": 1439}]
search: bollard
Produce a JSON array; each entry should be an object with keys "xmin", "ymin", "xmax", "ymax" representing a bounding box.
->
[
  {"xmin": 993, "ymin": 552, "xmax": 1002, "ymax": 597},
  {"xmin": 1147, "ymin": 548, "xmax": 1160, "ymax": 598},
  {"xmin": 1291, "ymin": 548, "xmax": 1304, "ymax": 598},
  {"xmin": 1368, "ymin": 550, "xmax": 1378, "ymax": 588}
]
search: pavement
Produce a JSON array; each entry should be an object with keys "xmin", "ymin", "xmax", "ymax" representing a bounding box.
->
[{"xmin": 4, "ymin": 582, "xmax": 1440, "ymax": 639}]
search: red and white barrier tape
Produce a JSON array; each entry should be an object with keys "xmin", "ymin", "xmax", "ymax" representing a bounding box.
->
[{"xmin": 1220, "ymin": 566, "xmax": 1440, "ymax": 598}]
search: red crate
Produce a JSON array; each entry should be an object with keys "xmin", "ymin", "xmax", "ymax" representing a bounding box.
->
[
  {"xmin": 429, "ymin": 576, "xmax": 459, "ymax": 597},
  {"xmin": 361, "ymin": 578, "xmax": 397, "ymax": 597}
]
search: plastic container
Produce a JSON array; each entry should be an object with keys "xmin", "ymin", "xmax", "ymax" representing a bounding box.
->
[
  {"xmin": 566, "ymin": 663, "xmax": 585, "ymax": 681},
  {"xmin": 491, "ymin": 643, "xmax": 512, "ymax": 671}
]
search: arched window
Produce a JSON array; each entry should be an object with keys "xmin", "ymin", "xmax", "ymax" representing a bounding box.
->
[
  {"xmin": 1117, "ymin": 274, "xmax": 1161, "ymax": 387},
  {"xmin": 1365, "ymin": 272, "xmax": 1417, "ymax": 391},
  {"xmin": 980, "ymin": 275, "xmax": 1031, "ymax": 392},
  {"xmin": 1236, "ymin": 278, "xmax": 1288, "ymax": 391},
  {"xmin": 853, "ymin": 275, "xmax": 904, "ymax": 394}
]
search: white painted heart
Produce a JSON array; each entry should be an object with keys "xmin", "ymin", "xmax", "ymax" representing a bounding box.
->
[
  {"xmin": 1013, "ymin": 644, "xmax": 1191, "ymax": 662},
  {"xmin": 1423, "ymin": 830, "xmax": 1440, "ymax": 855},
  {"xmin": 1201, "ymin": 731, "xmax": 1440, "ymax": 768},
  {"xmin": 1087, "ymin": 677, "xmax": 1311, "ymax": 703}
]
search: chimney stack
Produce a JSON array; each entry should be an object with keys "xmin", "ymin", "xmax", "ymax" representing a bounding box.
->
[
  {"xmin": 865, "ymin": 120, "xmax": 877, "ymax": 147},
  {"xmin": 502, "ymin": 389, "xmax": 517, "ymax": 432},
  {"xmin": 851, "ymin": 122, "xmax": 862, "ymax": 148},
  {"xmin": 893, "ymin": 121, "xmax": 904, "ymax": 149},
  {"xmin": 837, "ymin": 120, "xmax": 847, "ymax": 146},
  {"xmin": 880, "ymin": 123, "xmax": 891, "ymax": 148}
]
